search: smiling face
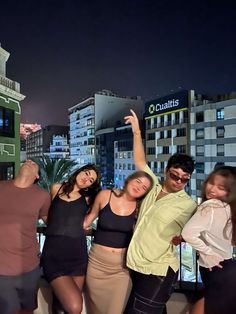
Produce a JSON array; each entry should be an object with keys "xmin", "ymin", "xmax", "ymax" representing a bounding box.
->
[
  {"xmin": 75, "ymin": 169, "xmax": 98, "ymax": 189},
  {"xmin": 205, "ymin": 174, "xmax": 228, "ymax": 201},
  {"xmin": 126, "ymin": 176, "xmax": 152, "ymax": 199},
  {"xmin": 164, "ymin": 167, "xmax": 190, "ymax": 193}
]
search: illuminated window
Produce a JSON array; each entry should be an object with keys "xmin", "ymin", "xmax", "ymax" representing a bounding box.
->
[
  {"xmin": 0, "ymin": 162, "xmax": 14, "ymax": 180},
  {"xmin": 0, "ymin": 106, "xmax": 14, "ymax": 137},
  {"xmin": 216, "ymin": 108, "xmax": 224, "ymax": 120}
]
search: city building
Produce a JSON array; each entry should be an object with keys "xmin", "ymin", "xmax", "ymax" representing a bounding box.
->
[
  {"xmin": 69, "ymin": 89, "xmax": 143, "ymax": 170},
  {"xmin": 114, "ymin": 124, "xmax": 135, "ymax": 188},
  {"xmin": 0, "ymin": 45, "xmax": 25, "ymax": 179},
  {"xmin": 190, "ymin": 91, "xmax": 236, "ymax": 201},
  {"xmin": 49, "ymin": 134, "xmax": 69, "ymax": 159},
  {"xmin": 96, "ymin": 123, "xmax": 137, "ymax": 189},
  {"xmin": 96, "ymin": 127, "xmax": 115, "ymax": 188},
  {"xmin": 144, "ymin": 90, "xmax": 192, "ymax": 185},
  {"xmin": 26, "ymin": 125, "xmax": 68, "ymax": 158},
  {"xmin": 20, "ymin": 123, "xmax": 41, "ymax": 162}
]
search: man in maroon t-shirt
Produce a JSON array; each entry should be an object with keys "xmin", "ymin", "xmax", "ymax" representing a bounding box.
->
[{"xmin": 0, "ymin": 160, "xmax": 51, "ymax": 314}]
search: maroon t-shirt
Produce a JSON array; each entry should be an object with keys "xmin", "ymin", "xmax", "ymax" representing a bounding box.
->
[{"xmin": 0, "ymin": 180, "xmax": 51, "ymax": 275}]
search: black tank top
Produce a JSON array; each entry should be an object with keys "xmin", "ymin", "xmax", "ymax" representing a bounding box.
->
[
  {"xmin": 93, "ymin": 190, "xmax": 136, "ymax": 248},
  {"xmin": 45, "ymin": 193, "xmax": 89, "ymax": 238}
]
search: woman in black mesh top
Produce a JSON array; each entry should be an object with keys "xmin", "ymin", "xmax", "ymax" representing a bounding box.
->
[{"xmin": 41, "ymin": 164, "xmax": 100, "ymax": 314}]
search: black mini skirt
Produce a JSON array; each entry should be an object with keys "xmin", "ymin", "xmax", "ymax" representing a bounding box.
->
[{"xmin": 41, "ymin": 235, "xmax": 88, "ymax": 282}]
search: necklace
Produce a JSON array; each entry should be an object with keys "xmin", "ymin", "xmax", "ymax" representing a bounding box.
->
[{"xmin": 161, "ymin": 188, "xmax": 169, "ymax": 194}]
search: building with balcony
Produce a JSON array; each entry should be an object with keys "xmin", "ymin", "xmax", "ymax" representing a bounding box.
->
[
  {"xmin": 114, "ymin": 124, "xmax": 135, "ymax": 188},
  {"xmin": 144, "ymin": 90, "xmax": 192, "ymax": 184},
  {"xmin": 49, "ymin": 134, "xmax": 69, "ymax": 159},
  {"xmin": 20, "ymin": 123, "xmax": 41, "ymax": 162},
  {"xmin": 26, "ymin": 125, "xmax": 68, "ymax": 158},
  {"xmin": 0, "ymin": 45, "xmax": 25, "ymax": 179},
  {"xmin": 96, "ymin": 123, "xmax": 138, "ymax": 189},
  {"xmin": 143, "ymin": 90, "xmax": 236, "ymax": 200},
  {"xmin": 96, "ymin": 127, "xmax": 115, "ymax": 188},
  {"xmin": 68, "ymin": 89, "xmax": 143, "ymax": 169},
  {"xmin": 190, "ymin": 92, "xmax": 236, "ymax": 201}
]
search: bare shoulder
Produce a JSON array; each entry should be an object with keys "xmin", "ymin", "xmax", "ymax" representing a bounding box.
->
[
  {"xmin": 51, "ymin": 183, "xmax": 62, "ymax": 199},
  {"xmin": 97, "ymin": 189, "xmax": 112, "ymax": 199}
]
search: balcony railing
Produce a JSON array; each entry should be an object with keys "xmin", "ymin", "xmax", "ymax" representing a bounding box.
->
[
  {"xmin": 36, "ymin": 227, "xmax": 203, "ymax": 292},
  {"xmin": 0, "ymin": 74, "xmax": 20, "ymax": 92}
]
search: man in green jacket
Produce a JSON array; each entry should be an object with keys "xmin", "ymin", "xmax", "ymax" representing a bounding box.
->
[{"xmin": 124, "ymin": 110, "xmax": 197, "ymax": 314}]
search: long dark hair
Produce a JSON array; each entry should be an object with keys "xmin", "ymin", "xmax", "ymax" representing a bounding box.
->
[
  {"xmin": 60, "ymin": 164, "xmax": 101, "ymax": 205},
  {"xmin": 201, "ymin": 166, "xmax": 236, "ymax": 245}
]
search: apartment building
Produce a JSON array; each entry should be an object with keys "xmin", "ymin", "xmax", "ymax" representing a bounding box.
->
[
  {"xmin": 0, "ymin": 45, "xmax": 25, "ymax": 179},
  {"xmin": 26, "ymin": 125, "xmax": 68, "ymax": 158},
  {"xmin": 144, "ymin": 90, "xmax": 192, "ymax": 184},
  {"xmin": 113, "ymin": 124, "xmax": 135, "ymax": 188},
  {"xmin": 49, "ymin": 134, "xmax": 69, "ymax": 159},
  {"xmin": 68, "ymin": 89, "xmax": 143, "ymax": 169},
  {"xmin": 190, "ymin": 92, "xmax": 236, "ymax": 201}
]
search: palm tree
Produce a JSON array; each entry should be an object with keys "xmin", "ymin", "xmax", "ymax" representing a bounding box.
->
[{"xmin": 32, "ymin": 155, "xmax": 78, "ymax": 192}]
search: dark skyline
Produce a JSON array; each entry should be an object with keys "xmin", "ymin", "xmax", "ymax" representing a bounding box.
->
[{"xmin": 1, "ymin": 0, "xmax": 236, "ymax": 126}]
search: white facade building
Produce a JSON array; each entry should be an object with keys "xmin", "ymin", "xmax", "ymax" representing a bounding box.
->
[
  {"xmin": 49, "ymin": 135, "xmax": 69, "ymax": 159},
  {"xmin": 190, "ymin": 92, "xmax": 236, "ymax": 201},
  {"xmin": 113, "ymin": 125, "xmax": 135, "ymax": 188},
  {"xmin": 144, "ymin": 90, "xmax": 193, "ymax": 183},
  {"xmin": 69, "ymin": 90, "xmax": 143, "ymax": 168}
]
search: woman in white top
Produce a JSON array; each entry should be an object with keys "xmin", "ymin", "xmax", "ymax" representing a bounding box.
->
[{"xmin": 182, "ymin": 165, "xmax": 236, "ymax": 314}]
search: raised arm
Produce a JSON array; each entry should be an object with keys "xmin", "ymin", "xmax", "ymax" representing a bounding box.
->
[{"xmin": 124, "ymin": 109, "xmax": 146, "ymax": 170}]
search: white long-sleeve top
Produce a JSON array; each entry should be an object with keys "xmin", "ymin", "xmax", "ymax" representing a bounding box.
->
[{"xmin": 182, "ymin": 199, "xmax": 232, "ymax": 268}]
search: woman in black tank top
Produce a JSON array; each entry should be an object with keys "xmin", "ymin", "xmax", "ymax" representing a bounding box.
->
[
  {"xmin": 41, "ymin": 164, "xmax": 100, "ymax": 314},
  {"xmin": 83, "ymin": 171, "xmax": 153, "ymax": 314}
]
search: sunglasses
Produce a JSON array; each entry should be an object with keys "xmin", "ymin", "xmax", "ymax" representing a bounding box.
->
[{"xmin": 169, "ymin": 171, "xmax": 190, "ymax": 184}]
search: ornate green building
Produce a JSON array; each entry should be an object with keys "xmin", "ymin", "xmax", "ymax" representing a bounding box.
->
[{"xmin": 0, "ymin": 45, "xmax": 25, "ymax": 179}]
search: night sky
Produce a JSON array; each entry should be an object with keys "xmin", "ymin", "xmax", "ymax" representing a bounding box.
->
[{"xmin": 1, "ymin": 0, "xmax": 236, "ymax": 126}]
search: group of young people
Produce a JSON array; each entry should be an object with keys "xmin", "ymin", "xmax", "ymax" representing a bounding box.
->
[{"xmin": 1, "ymin": 109, "xmax": 236, "ymax": 314}]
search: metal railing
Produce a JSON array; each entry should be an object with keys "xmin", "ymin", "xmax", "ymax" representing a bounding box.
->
[{"xmin": 36, "ymin": 227, "xmax": 202, "ymax": 292}]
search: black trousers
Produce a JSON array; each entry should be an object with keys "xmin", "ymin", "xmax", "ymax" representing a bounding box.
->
[
  {"xmin": 200, "ymin": 259, "xmax": 236, "ymax": 314},
  {"xmin": 124, "ymin": 267, "xmax": 178, "ymax": 314}
]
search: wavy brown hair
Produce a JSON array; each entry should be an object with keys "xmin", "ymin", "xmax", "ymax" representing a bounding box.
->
[
  {"xmin": 113, "ymin": 170, "xmax": 154, "ymax": 219},
  {"xmin": 201, "ymin": 166, "xmax": 236, "ymax": 245},
  {"xmin": 60, "ymin": 164, "xmax": 101, "ymax": 205}
]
